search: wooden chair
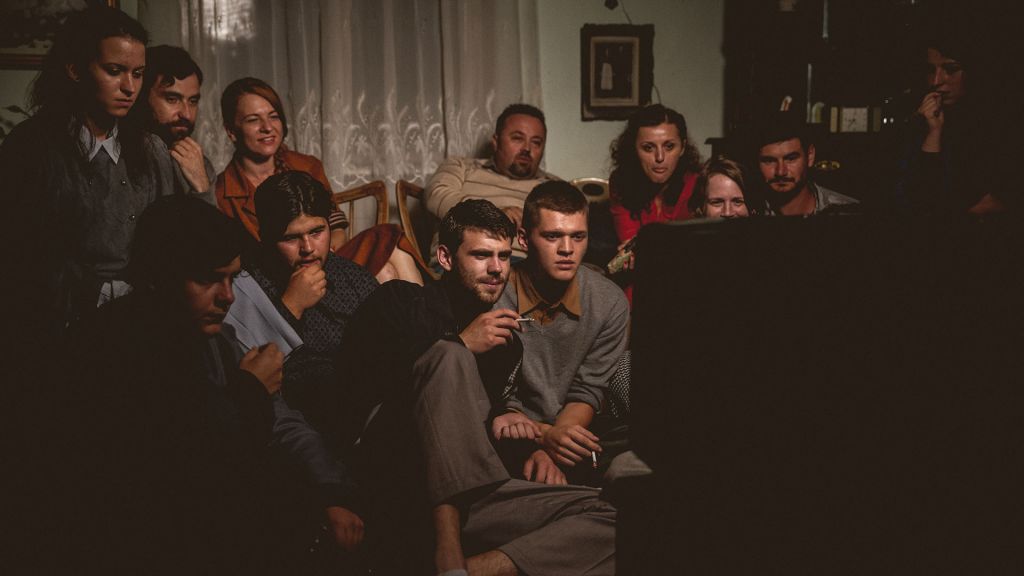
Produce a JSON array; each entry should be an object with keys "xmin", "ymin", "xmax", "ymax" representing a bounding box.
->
[
  {"xmin": 570, "ymin": 177, "xmax": 610, "ymax": 204},
  {"xmin": 395, "ymin": 180, "xmax": 439, "ymax": 280},
  {"xmin": 331, "ymin": 180, "xmax": 389, "ymax": 234}
]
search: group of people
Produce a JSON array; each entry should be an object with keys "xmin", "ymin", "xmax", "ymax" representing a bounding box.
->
[
  {"xmin": 3, "ymin": 8, "xmax": 621, "ymax": 575},
  {"xmin": 421, "ymin": 97, "xmax": 860, "ymax": 304},
  {"xmin": 3, "ymin": 4, "xmax": 1006, "ymax": 576}
]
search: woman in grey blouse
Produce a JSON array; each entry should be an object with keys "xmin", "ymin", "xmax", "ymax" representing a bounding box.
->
[{"xmin": 0, "ymin": 6, "xmax": 173, "ymax": 346}]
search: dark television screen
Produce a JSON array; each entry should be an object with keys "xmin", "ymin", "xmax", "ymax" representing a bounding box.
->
[{"xmin": 625, "ymin": 215, "xmax": 1022, "ymax": 573}]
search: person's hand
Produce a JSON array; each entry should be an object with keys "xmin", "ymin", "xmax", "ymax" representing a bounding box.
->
[
  {"xmin": 502, "ymin": 206, "xmax": 524, "ymax": 229},
  {"xmin": 459, "ymin": 308, "xmax": 519, "ymax": 354},
  {"xmin": 239, "ymin": 343, "xmax": 284, "ymax": 395},
  {"xmin": 169, "ymin": 137, "xmax": 211, "ymax": 194},
  {"xmin": 281, "ymin": 263, "xmax": 326, "ymax": 319},
  {"xmin": 612, "ymin": 236, "xmax": 636, "ymax": 272},
  {"xmin": 541, "ymin": 423, "xmax": 601, "ymax": 467},
  {"xmin": 329, "ymin": 228, "xmax": 347, "ymax": 252},
  {"xmin": 491, "ymin": 411, "xmax": 542, "ymax": 441},
  {"xmin": 967, "ymin": 192, "xmax": 1005, "ymax": 216},
  {"xmin": 523, "ymin": 449, "xmax": 566, "ymax": 485},
  {"xmin": 325, "ymin": 506, "xmax": 364, "ymax": 552},
  {"xmin": 917, "ymin": 91, "xmax": 944, "ymax": 152}
]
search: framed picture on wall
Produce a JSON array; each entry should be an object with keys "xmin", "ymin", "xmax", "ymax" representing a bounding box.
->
[
  {"xmin": 0, "ymin": 0, "xmax": 118, "ymax": 70},
  {"xmin": 581, "ymin": 24, "xmax": 654, "ymax": 121}
]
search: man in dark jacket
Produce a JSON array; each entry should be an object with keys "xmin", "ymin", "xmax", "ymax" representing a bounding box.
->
[{"xmin": 65, "ymin": 196, "xmax": 364, "ymax": 573}]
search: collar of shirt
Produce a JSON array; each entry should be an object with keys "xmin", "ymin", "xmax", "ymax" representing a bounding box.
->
[
  {"xmin": 221, "ymin": 156, "xmax": 259, "ymax": 200},
  {"xmin": 512, "ymin": 264, "xmax": 582, "ymax": 325},
  {"xmin": 78, "ymin": 122, "xmax": 121, "ymax": 163},
  {"xmin": 809, "ymin": 181, "xmax": 825, "ymax": 212}
]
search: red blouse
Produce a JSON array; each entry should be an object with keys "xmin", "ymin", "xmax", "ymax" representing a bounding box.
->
[
  {"xmin": 608, "ymin": 172, "xmax": 698, "ymax": 306},
  {"xmin": 609, "ymin": 171, "xmax": 699, "ymax": 243}
]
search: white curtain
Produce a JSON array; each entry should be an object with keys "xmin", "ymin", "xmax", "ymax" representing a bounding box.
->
[{"xmin": 145, "ymin": 0, "xmax": 540, "ymax": 231}]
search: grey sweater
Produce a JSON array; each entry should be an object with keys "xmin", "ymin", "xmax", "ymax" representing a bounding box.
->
[{"xmin": 495, "ymin": 264, "xmax": 629, "ymax": 422}]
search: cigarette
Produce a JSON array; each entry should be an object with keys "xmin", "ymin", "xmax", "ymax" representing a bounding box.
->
[
  {"xmin": 591, "ymin": 451, "xmax": 598, "ymax": 469},
  {"xmin": 515, "ymin": 317, "xmax": 535, "ymax": 322}
]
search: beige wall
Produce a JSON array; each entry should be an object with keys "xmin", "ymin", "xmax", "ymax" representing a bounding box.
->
[{"xmin": 536, "ymin": 0, "xmax": 724, "ymax": 181}]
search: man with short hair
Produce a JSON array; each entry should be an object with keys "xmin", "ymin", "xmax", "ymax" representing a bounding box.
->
[
  {"xmin": 134, "ymin": 44, "xmax": 216, "ymax": 200},
  {"xmin": 755, "ymin": 111, "xmax": 858, "ymax": 216},
  {"xmin": 493, "ymin": 181, "xmax": 630, "ymax": 485},
  {"xmin": 424, "ymin": 103, "xmax": 558, "ymax": 261},
  {"xmin": 341, "ymin": 199, "xmax": 617, "ymax": 576},
  {"xmin": 67, "ymin": 195, "xmax": 364, "ymax": 572}
]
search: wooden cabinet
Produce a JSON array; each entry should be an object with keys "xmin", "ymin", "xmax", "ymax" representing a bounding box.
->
[{"xmin": 716, "ymin": 0, "xmax": 937, "ymax": 207}]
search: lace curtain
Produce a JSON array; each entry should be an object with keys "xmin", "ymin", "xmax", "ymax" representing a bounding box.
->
[{"xmin": 149, "ymin": 0, "xmax": 540, "ymax": 231}]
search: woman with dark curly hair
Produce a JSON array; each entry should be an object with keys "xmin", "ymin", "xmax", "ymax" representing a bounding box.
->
[
  {"xmin": 608, "ymin": 104, "xmax": 702, "ymax": 270},
  {"xmin": 605, "ymin": 104, "xmax": 702, "ymax": 298}
]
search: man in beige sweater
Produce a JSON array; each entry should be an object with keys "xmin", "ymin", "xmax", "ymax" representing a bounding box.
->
[{"xmin": 424, "ymin": 103, "xmax": 558, "ymax": 262}]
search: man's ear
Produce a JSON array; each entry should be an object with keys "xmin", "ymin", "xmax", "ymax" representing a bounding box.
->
[
  {"xmin": 491, "ymin": 133, "xmax": 498, "ymax": 152},
  {"xmin": 65, "ymin": 63, "xmax": 80, "ymax": 82},
  {"xmin": 516, "ymin": 227, "xmax": 528, "ymax": 252},
  {"xmin": 437, "ymin": 244, "xmax": 453, "ymax": 273},
  {"xmin": 806, "ymin": 144, "xmax": 816, "ymax": 167}
]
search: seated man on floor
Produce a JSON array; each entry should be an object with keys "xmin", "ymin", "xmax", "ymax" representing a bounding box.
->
[
  {"xmin": 340, "ymin": 199, "xmax": 616, "ymax": 576},
  {"xmin": 243, "ymin": 170, "xmax": 379, "ymax": 441},
  {"xmin": 424, "ymin": 103, "xmax": 558, "ymax": 263},
  {"xmin": 494, "ymin": 181, "xmax": 630, "ymax": 486},
  {"xmin": 66, "ymin": 196, "xmax": 364, "ymax": 573}
]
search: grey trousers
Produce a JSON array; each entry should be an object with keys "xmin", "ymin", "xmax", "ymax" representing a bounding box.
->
[{"xmin": 411, "ymin": 341, "xmax": 616, "ymax": 575}]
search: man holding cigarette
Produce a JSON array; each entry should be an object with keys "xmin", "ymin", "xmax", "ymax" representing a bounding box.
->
[
  {"xmin": 340, "ymin": 199, "xmax": 616, "ymax": 575},
  {"xmin": 493, "ymin": 181, "xmax": 630, "ymax": 485}
]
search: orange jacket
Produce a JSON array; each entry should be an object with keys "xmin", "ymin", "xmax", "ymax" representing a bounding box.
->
[{"xmin": 214, "ymin": 149, "xmax": 333, "ymax": 240}]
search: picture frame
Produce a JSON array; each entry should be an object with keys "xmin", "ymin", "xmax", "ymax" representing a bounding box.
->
[
  {"xmin": 0, "ymin": 0, "xmax": 118, "ymax": 70},
  {"xmin": 580, "ymin": 24, "xmax": 654, "ymax": 121}
]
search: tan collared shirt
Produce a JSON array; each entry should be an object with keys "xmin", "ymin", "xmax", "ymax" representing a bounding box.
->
[{"xmin": 512, "ymin": 266, "xmax": 582, "ymax": 326}]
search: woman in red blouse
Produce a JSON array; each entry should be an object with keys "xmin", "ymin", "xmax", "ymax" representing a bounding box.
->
[
  {"xmin": 607, "ymin": 106, "xmax": 702, "ymax": 303},
  {"xmin": 608, "ymin": 104, "xmax": 702, "ymax": 270}
]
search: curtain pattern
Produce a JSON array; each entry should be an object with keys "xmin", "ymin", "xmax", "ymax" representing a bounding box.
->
[{"xmin": 158, "ymin": 0, "xmax": 540, "ymax": 230}]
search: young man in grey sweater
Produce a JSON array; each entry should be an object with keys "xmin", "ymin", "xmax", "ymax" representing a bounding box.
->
[{"xmin": 493, "ymin": 181, "xmax": 630, "ymax": 485}]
